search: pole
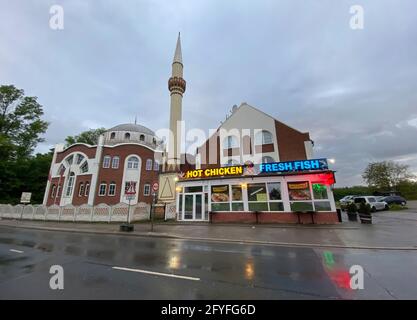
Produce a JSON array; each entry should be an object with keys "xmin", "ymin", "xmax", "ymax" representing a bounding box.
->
[{"xmin": 127, "ymin": 198, "xmax": 131, "ymax": 224}]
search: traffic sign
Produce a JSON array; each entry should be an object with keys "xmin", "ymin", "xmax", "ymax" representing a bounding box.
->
[
  {"xmin": 152, "ymin": 182, "xmax": 159, "ymax": 192},
  {"xmin": 125, "ymin": 181, "xmax": 137, "ymax": 195},
  {"xmin": 20, "ymin": 192, "xmax": 31, "ymax": 204}
]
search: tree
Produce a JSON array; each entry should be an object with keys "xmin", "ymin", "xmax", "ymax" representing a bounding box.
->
[
  {"xmin": 362, "ymin": 161, "xmax": 414, "ymax": 190},
  {"xmin": 65, "ymin": 128, "xmax": 106, "ymax": 146},
  {"xmin": 0, "ymin": 85, "xmax": 49, "ymax": 160}
]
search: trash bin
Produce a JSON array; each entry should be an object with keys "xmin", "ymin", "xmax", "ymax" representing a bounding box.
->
[{"xmin": 336, "ymin": 209, "xmax": 342, "ymax": 222}]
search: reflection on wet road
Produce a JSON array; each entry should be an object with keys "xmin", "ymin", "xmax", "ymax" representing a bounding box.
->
[{"xmin": 0, "ymin": 226, "xmax": 416, "ymax": 299}]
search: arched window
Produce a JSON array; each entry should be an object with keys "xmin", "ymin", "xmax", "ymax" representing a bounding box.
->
[
  {"xmin": 57, "ymin": 164, "xmax": 66, "ymax": 175},
  {"xmin": 108, "ymin": 182, "xmax": 116, "ymax": 196},
  {"xmin": 103, "ymin": 155, "xmax": 111, "ymax": 168},
  {"xmin": 80, "ymin": 161, "xmax": 89, "ymax": 173},
  {"xmin": 76, "ymin": 154, "xmax": 84, "ymax": 164},
  {"xmin": 65, "ymin": 172, "xmax": 75, "ymax": 197},
  {"xmin": 261, "ymin": 156, "xmax": 275, "ymax": 163},
  {"xmin": 125, "ymin": 132, "xmax": 131, "ymax": 140},
  {"xmin": 139, "ymin": 134, "xmax": 145, "ymax": 142},
  {"xmin": 78, "ymin": 182, "xmax": 84, "ymax": 197},
  {"xmin": 127, "ymin": 156, "xmax": 139, "ymax": 169},
  {"xmin": 98, "ymin": 182, "xmax": 107, "ymax": 196},
  {"xmin": 224, "ymin": 136, "xmax": 239, "ymax": 149},
  {"xmin": 255, "ymin": 130, "xmax": 273, "ymax": 145},
  {"xmin": 84, "ymin": 182, "xmax": 90, "ymax": 196},
  {"xmin": 112, "ymin": 156, "xmax": 120, "ymax": 169},
  {"xmin": 110, "ymin": 132, "xmax": 116, "ymax": 139},
  {"xmin": 51, "ymin": 184, "xmax": 56, "ymax": 198},
  {"xmin": 153, "ymin": 160, "xmax": 159, "ymax": 171},
  {"xmin": 146, "ymin": 159, "xmax": 153, "ymax": 171},
  {"xmin": 66, "ymin": 155, "xmax": 74, "ymax": 165}
]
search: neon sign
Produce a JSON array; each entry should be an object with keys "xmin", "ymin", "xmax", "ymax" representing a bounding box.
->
[
  {"xmin": 183, "ymin": 166, "xmax": 243, "ymax": 179},
  {"xmin": 259, "ymin": 158, "xmax": 328, "ymax": 173}
]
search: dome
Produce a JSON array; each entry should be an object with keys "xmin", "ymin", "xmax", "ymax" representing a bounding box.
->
[{"xmin": 108, "ymin": 123, "xmax": 155, "ymax": 136}]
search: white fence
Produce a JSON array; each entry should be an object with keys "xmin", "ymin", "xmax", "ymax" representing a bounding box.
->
[{"xmin": 0, "ymin": 202, "xmax": 151, "ymax": 223}]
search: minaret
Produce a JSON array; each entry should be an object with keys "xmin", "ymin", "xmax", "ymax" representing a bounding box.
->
[{"xmin": 167, "ymin": 33, "xmax": 186, "ymax": 170}]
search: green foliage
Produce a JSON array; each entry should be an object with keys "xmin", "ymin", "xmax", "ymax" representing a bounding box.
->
[
  {"xmin": 346, "ymin": 202, "xmax": 357, "ymax": 214},
  {"xmin": 0, "ymin": 85, "xmax": 49, "ymax": 160},
  {"xmin": 65, "ymin": 128, "xmax": 106, "ymax": 146},
  {"xmin": 362, "ymin": 161, "xmax": 414, "ymax": 190},
  {"xmin": 358, "ymin": 202, "xmax": 371, "ymax": 215},
  {"xmin": 395, "ymin": 180, "xmax": 417, "ymax": 200},
  {"xmin": 332, "ymin": 185, "xmax": 373, "ymax": 201}
]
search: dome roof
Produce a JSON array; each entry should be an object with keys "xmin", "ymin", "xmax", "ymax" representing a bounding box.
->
[{"xmin": 108, "ymin": 123, "xmax": 155, "ymax": 136}]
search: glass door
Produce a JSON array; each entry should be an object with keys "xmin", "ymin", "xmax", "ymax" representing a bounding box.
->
[
  {"xmin": 184, "ymin": 194, "xmax": 193, "ymax": 220},
  {"xmin": 182, "ymin": 193, "xmax": 204, "ymax": 221},
  {"xmin": 195, "ymin": 194, "xmax": 202, "ymax": 220}
]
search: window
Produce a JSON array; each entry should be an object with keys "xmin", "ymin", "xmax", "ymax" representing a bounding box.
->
[
  {"xmin": 312, "ymin": 183, "xmax": 331, "ymax": 211},
  {"xmin": 103, "ymin": 156, "xmax": 111, "ymax": 168},
  {"xmin": 56, "ymin": 185, "xmax": 61, "ymax": 197},
  {"xmin": 247, "ymin": 183, "xmax": 268, "ymax": 211},
  {"xmin": 85, "ymin": 182, "xmax": 90, "ymax": 197},
  {"xmin": 267, "ymin": 182, "xmax": 284, "ymax": 211},
  {"xmin": 231, "ymin": 185, "xmax": 244, "ymax": 211},
  {"xmin": 99, "ymin": 183, "xmax": 107, "ymax": 196},
  {"xmin": 140, "ymin": 134, "xmax": 145, "ymax": 141},
  {"xmin": 76, "ymin": 154, "xmax": 84, "ymax": 164},
  {"xmin": 80, "ymin": 161, "xmax": 89, "ymax": 173},
  {"xmin": 112, "ymin": 156, "xmax": 119, "ymax": 169},
  {"xmin": 66, "ymin": 155, "xmax": 74, "ymax": 165},
  {"xmin": 125, "ymin": 132, "xmax": 130, "ymax": 140},
  {"xmin": 255, "ymin": 130, "xmax": 273, "ymax": 145},
  {"xmin": 110, "ymin": 132, "xmax": 116, "ymax": 139},
  {"xmin": 78, "ymin": 183, "xmax": 84, "ymax": 197},
  {"xmin": 152, "ymin": 138, "xmax": 156, "ymax": 145},
  {"xmin": 127, "ymin": 156, "xmax": 139, "ymax": 169},
  {"xmin": 108, "ymin": 182, "xmax": 116, "ymax": 196},
  {"xmin": 51, "ymin": 185, "xmax": 56, "ymax": 198},
  {"xmin": 146, "ymin": 159, "xmax": 153, "ymax": 171},
  {"xmin": 65, "ymin": 172, "xmax": 75, "ymax": 197},
  {"xmin": 226, "ymin": 159, "xmax": 239, "ymax": 166},
  {"xmin": 144, "ymin": 184, "xmax": 151, "ymax": 196},
  {"xmin": 153, "ymin": 160, "xmax": 159, "ymax": 171},
  {"xmin": 262, "ymin": 156, "xmax": 275, "ymax": 163},
  {"xmin": 57, "ymin": 164, "xmax": 66, "ymax": 175},
  {"xmin": 211, "ymin": 185, "xmax": 230, "ymax": 211},
  {"xmin": 224, "ymin": 136, "xmax": 239, "ymax": 149},
  {"xmin": 288, "ymin": 181, "xmax": 313, "ymax": 211}
]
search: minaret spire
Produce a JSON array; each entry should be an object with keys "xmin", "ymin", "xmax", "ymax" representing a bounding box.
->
[{"xmin": 167, "ymin": 33, "xmax": 186, "ymax": 170}]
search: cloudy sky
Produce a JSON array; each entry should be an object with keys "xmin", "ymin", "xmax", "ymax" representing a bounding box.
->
[{"xmin": 1, "ymin": 0, "xmax": 416, "ymax": 186}]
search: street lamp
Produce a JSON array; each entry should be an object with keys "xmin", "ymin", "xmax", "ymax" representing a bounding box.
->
[{"xmin": 328, "ymin": 158, "xmax": 336, "ymax": 164}]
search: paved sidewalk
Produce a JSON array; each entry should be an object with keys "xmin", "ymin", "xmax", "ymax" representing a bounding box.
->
[{"xmin": 1, "ymin": 209, "xmax": 417, "ymax": 250}]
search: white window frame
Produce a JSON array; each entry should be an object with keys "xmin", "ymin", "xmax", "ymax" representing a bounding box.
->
[
  {"xmin": 224, "ymin": 136, "xmax": 239, "ymax": 149},
  {"xmin": 85, "ymin": 182, "xmax": 90, "ymax": 196},
  {"xmin": 127, "ymin": 156, "xmax": 139, "ymax": 169},
  {"xmin": 103, "ymin": 156, "xmax": 111, "ymax": 168},
  {"xmin": 78, "ymin": 182, "xmax": 84, "ymax": 197},
  {"xmin": 143, "ymin": 184, "xmax": 151, "ymax": 196},
  {"xmin": 111, "ymin": 156, "xmax": 120, "ymax": 169},
  {"xmin": 108, "ymin": 183, "xmax": 116, "ymax": 196},
  {"xmin": 146, "ymin": 159, "xmax": 153, "ymax": 171},
  {"xmin": 255, "ymin": 130, "xmax": 273, "ymax": 145},
  {"xmin": 99, "ymin": 183, "xmax": 107, "ymax": 196},
  {"xmin": 65, "ymin": 173, "xmax": 75, "ymax": 197},
  {"xmin": 153, "ymin": 160, "xmax": 159, "ymax": 171}
]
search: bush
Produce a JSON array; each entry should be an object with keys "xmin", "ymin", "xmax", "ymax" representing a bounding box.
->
[
  {"xmin": 358, "ymin": 202, "xmax": 371, "ymax": 215},
  {"xmin": 346, "ymin": 202, "xmax": 357, "ymax": 214}
]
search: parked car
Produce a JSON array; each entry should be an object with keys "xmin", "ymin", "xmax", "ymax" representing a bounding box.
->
[
  {"xmin": 380, "ymin": 196, "xmax": 407, "ymax": 206},
  {"xmin": 375, "ymin": 196, "xmax": 385, "ymax": 202},
  {"xmin": 353, "ymin": 196, "xmax": 388, "ymax": 212},
  {"xmin": 340, "ymin": 195, "xmax": 356, "ymax": 206}
]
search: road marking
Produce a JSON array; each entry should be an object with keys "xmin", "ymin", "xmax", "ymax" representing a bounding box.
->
[
  {"xmin": 112, "ymin": 266, "xmax": 200, "ymax": 281},
  {"xmin": 10, "ymin": 249, "xmax": 24, "ymax": 253}
]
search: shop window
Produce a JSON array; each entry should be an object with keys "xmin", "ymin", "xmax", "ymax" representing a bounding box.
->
[
  {"xmin": 267, "ymin": 182, "xmax": 284, "ymax": 211},
  {"xmin": 288, "ymin": 181, "xmax": 313, "ymax": 212},
  {"xmin": 112, "ymin": 156, "xmax": 120, "ymax": 169},
  {"xmin": 127, "ymin": 156, "xmax": 139, "ymax": 169},
  {"xmin": 231, "ymin": 185, "xmax": 244, "ymax": 211},
  {"xmin": 247, "ymin": 183, "xmax": 268, "ymax": 211},
  {"xmin": 108, "ymin": 182, "xmax": 116, "ymax": 196},
  {"xmin": 99, "ymin": 183, "xmax": 107, "ymax": 196},
  {"xmin": 255, "ymin": 130, "xmax": 273, "ymax": 145},
  {"xmin": 144, "ymin": 184, "xmax": 151, "ymax": 196},
  {"xmin": 312, "ymin": 183, "xmax": 331, "ymax": 211},
  {"xmin": 65, "ymin": 172, "xmax": 75, "ymax": 197},
  {"xmin": 146, "ymin": 159, "xmax": 153, "ymax": 171},
  {"xmin": 211, "ymin": 185, "xmax": 230, "ymax": 211},
  {"xmin": 103, "ymin": 156, "xmax": 111, "ymax": 168},
  {"xmin": 78, "ymin": 182, "xmax": 84, "ymax": 197}
]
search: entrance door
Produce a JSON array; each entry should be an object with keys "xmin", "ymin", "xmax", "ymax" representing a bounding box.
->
[{"xmin": 182, "ymin": 193, "xmax": 204, "ymax": 221}]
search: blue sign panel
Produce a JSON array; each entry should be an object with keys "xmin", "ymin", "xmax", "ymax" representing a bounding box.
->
[{"xmin": 259, "ymin": 158, "xmax": 328, "ymax": 173}]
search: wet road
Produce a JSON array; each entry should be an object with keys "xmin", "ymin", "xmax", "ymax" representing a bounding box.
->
[{"xmin": 0, "ymin": 226, "xmax": 416, "ymax": 299}]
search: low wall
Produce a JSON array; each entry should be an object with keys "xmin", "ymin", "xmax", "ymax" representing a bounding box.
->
[{"xmin": 210, "ymin": 211, "xmax": 339, "ymax": 224}]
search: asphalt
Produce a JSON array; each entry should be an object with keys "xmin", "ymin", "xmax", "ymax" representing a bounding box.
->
[{"xmin": 1, "ymin": 225, "xmax": 417, "ymax": 299}]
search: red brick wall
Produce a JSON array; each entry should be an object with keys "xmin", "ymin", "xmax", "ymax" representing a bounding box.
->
[
  {"xmin": 55, "ymin": 144, "xmax": 97, "ymax": 163},
  {"xmin": 275, "ymin": 120, "xmax": 310, "ymax": 161},
  {"xmin": 72, "ymin": 175, "xmax": 92, "ymax": 206},
  {"xmin": 46, "ymin": 177, "xmax": 64, "ymax": 206},
  {"xmin": 211, "ymin": 211, "xmax": 338, "ymax": 224},
  {"xmin": 94, "ymin": 145, "xmax": 159, "ymax": 206}
]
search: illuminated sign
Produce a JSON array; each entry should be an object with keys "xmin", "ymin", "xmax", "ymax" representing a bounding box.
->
[
  {"xmin": 183, "ymin": 166, "xmax": 243, "ymax": 179},
  {"xmin": 260, "ymin": 158, "xmax": 328, "ymax": 173}
]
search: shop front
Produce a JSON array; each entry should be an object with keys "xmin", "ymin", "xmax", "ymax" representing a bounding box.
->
[{"xmin": 175, "ymin": 159, "xmax": 338, "ymax": 224}]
